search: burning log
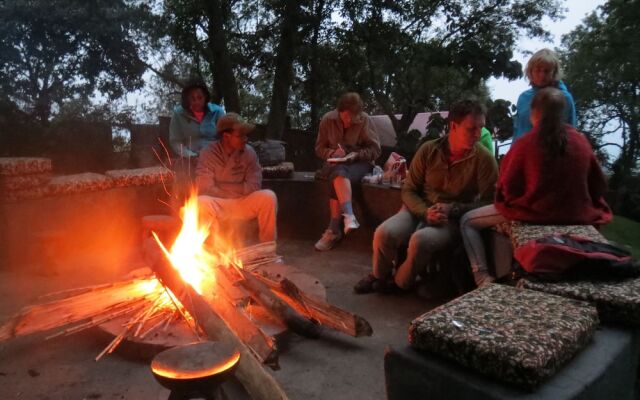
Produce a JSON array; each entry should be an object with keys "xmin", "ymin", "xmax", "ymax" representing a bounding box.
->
[
  {"xmin": 145, "ymin": 239, "xmax": 289, "ymax": 400},
  {"xmin": 0, "ymin": 278, "xmax": 158, "ymax": 342},
  {"xmin": 228, "ymin": 265, "xmax": 322, "ymax": 339},
  {"xmin": 207, "ymin": 278, "xmax": 278, "ymax": 366},
  {"xmin": 248, "ymin": 268, "xmax": 373, "ymax": 337}
]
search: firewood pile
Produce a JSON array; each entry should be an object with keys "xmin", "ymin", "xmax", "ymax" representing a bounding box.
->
[
  {"xmin": 0, "ymin": 241, "xmax": 372, "ymax": 382},
  {"xmin": 0, "ymin": 190, "xmax": 373, "ymax": 400}
]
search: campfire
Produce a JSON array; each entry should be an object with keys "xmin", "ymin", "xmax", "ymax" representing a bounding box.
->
[{"xmin": 0, "ymin": 192, "xmax": 372, "ymax": 399}]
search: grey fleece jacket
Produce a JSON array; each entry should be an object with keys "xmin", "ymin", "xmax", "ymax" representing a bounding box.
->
[{"xmin": 195, "ymin": 141, "xmax": 262, "ymax": 199}]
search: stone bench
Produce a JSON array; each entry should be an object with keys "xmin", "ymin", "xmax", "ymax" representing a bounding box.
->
[
  {"xmin": 0, "ymin": 167, "xmax": 174, "ymax": 273},
  {"xmin": 385, "ymin": 326, "xmax": 639, "ymax": 400},
  {"xmin": 263, "ymin": 171, "xmax": 403, "ymax": 247}
]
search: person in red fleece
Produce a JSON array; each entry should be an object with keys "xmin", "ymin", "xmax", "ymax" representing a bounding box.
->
[{"xmin": 460, "ymin": 87, "xmax": 612, "ymax": 287}]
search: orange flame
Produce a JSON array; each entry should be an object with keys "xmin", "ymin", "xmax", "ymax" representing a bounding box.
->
[{"xmin": 153, "ymin": 191, "xmax": 243, "ymax": 295}]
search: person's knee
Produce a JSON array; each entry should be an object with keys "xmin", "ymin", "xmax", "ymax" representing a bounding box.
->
[
  {"xmin": 256, "ymin": 190, "xmax": 278, "ymax": 210},
  {"xmin": 373, "ymin": 224, "xmax": 391, "ymax": 247},
  {"xmin": 460, "ymin": 211, "xmax": 472, "ymax": 230},
  {"xmin": 197, "ymin": 195, "xmax": 214, "ymax": 210},
  {"xmin": 407, "ymin": 231, "xmax": 425, "ymax": 252}
]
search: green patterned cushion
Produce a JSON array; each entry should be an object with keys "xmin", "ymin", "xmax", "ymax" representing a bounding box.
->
[
  {"xmin": 48, "ymin": 173, "xmax": 114, "ymax": 196},
  {"xmin": 0, "ymin": 157, "xmax": 52, "ymax": 176},
  {"xmin": 0, "ymin": 173, "xmax": 52, "ymax": 191},
  {"xmin": 510, "ymin": 221, "xmax": 606, "ymax": 249},
  {"xmin": 262, "ymin": 162, "xmax": 294, "ymax": 179},
  {"xmin": 105, "ymin": 166, "xmax": 173, "ymax": 187},
  {"xmin": 520, "ymin": 277, "xmax": 640, "ymax": 326},
  {"xmin": 409, "ymin": 284, "xmax": 599, "ymax": 389}
]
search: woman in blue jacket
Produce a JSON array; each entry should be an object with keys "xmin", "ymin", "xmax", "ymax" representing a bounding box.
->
[
  {"xmin": 513, "ymin": 48, "xmax": 576, "ymax": 142},
  {"xmin": 169, "ymin": 81, "xmax": 225, "ymax": 158}
]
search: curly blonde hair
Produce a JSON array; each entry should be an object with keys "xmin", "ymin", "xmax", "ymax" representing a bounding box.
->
[{"xmin": 525, "ymin": 48, "xmax": 563, "ymax": 84}]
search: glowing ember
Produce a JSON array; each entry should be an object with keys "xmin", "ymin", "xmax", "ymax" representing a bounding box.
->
[
  {"xmin": 152, "ymin": 192, "xmax": 243, "ymax": 295},
  {"xmin": 152, "ymin": 351, "xmax": 241, "ymax": 380}
]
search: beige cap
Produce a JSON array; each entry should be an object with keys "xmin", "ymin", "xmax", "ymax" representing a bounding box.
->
[{"xmin": 216, "ymin": 113, "xmax": 255, "ymax": 135}]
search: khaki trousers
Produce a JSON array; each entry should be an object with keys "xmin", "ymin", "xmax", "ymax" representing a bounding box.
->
[
  {"xmin": 372, "ymin": 208, "xmax": 460, "ymax": 289},
  {"xmin": 197, "ymin": 190, "xmax": 278, "ymax": 243}
]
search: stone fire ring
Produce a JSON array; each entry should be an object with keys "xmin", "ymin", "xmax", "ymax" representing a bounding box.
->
[{"xmin": 97, "ymin": 263, "xmax": 326, "ymax": 361}]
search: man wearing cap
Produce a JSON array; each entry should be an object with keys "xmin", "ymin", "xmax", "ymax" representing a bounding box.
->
[{"xmin": 196, "ymin": 113, "xmax": 278, "ymax": 243}]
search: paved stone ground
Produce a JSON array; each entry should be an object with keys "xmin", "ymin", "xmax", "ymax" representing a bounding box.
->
[{"xmin": 0, "ymin": 238, "xmax": 446, "ymax": 400}]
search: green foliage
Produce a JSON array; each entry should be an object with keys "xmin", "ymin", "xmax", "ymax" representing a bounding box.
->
[
  {"xmin": 486, "ymin": 99, "xmax": 515, "ymax": 141},
  {"xmin": 561, "ymin": 0, "xmax": 640, "ymax": 221},
  {"xmin": 561, "ymin": 0, "xmax": 640, "ymax": 175},
  {"xmin": 601, "ymin": 215, "xmax": 640, "ymax": 258},
  {"xmin": 0, "ymin": 0, "xmax": 148, "ymax": 123}
]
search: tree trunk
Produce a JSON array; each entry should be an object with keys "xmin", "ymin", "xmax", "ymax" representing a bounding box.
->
[
  {"xmin": 265, "ymin": 0, "xmax": 302, "ymax": 139},
  {"xmin": 307, "ymin": 0, "xmax": 327, "ymax": 134},
  {"xmin": 203, "ymin": 0, "xmax": 241, "ymax": 112}
]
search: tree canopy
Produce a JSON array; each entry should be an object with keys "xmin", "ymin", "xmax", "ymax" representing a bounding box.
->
[
  {"xmin": 140, "ymin": 0, "xmax": 562, "ymax": 140},
  {"xmin": 0, "ymin": 0, "xmax": 149, "ymax": 124},
  {"xmin": 561, "ymin": 0, "xmax": 640, "ymax": 175},
  {"xmin": 561, "ymin": 0, "xmax": 640, "ymax": 220}
]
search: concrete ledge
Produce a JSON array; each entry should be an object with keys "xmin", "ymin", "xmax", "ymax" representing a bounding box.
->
[
  {"xmin": 0, "ymin": 184, "xmax": 170, "ymax": 273},
  {"xmin": 264, "ymin": 172, "xmax": 402, "ymax": 247},
  {"xmin": 385, "ymin": 326, "xmax": 639, "ymax": 400}
]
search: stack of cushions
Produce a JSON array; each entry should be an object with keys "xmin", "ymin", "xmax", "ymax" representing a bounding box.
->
[
  {"xmin": 520, "ymin": 277, "xmax": 640, "ymax": 326},
  {"xmin": 262, "ymin": 161, "xmax": 294, "ymax": 179},
  {"xmin": 510, "ymin": 221, "xmax": 640, "ymax": 326},
  {"xmin": 409, "ymin": 284, "xmax": 599, "ymax": 389},
  {"xmin": 105, "ymin": 166, "xmax": 173, "ymax": 187},
  {"xmin": 0, "ymin": 157, "xmax": 53, "ymax": 201},
  {"xmin": 509, "ymin": 221, "xmax": 607, "ymax": 248}
]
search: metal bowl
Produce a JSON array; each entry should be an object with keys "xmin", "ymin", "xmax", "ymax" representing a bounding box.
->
[{"xmin": 150, "ymin": 341, "xmax": 240, "ymax": 393}]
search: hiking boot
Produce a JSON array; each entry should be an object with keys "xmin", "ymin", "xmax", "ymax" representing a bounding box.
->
[
  {"xmin": 354, "ymin": 274, "xmax": 382, "ymax": 294},
  {"xmin": 314, "ymin": 229, "xmax": 343, "ymax": 251},
  {"xmin": 354, "ymin": 274, "xmax": 408, "ymax": 295},
  {"xmin": 343, "ymin": 213, "xmax": 360, "ymax": 235}
]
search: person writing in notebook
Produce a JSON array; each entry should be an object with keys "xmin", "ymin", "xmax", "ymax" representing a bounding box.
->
[{"xmin": 314, "ymin": 92, "xmax": 381, "ymax": 251}]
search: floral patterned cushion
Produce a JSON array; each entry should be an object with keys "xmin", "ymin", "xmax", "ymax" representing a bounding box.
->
[
  {"xmin": 262, "ymin": 162, "xmax": 294, "ymax": 179},
  {"xmin": 510, "ymin": 221, "xmax": 607, "ymax": 249},
  {"xmin": 520, "ymin": 277, "xmax": 640, "ymax": 326},
  {"xmin": 0, "ymin": 173, "xmax": 52, "ymax": 191},
  {"xmin": 409, "ymin": 284, "xmax": 599, "ymax": 389},
  {"xmin": 48, "ymin": 173, "xmax": 114, "ymax": 196},
  {"xmin": 105, "ymin": 166, "xmax": 173, "ymax": 187},
  {"xmin": 0, "ymin": 157, "xmax": 52, "ymax": 176}
]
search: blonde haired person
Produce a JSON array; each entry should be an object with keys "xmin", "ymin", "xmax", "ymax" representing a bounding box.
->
[
  {"xmin": 460, "ymin": 88, "xmax": 611, "ymax": 287},
  {"xmin": 513, "ymin": 48, "xmax": 576, "ymax": 142}
]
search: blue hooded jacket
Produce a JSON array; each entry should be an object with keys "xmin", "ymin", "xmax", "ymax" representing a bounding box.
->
[
  {"xmin": 512, "ymin": 81, "xmax": 576, "ymax": 142},
  {"xmin": 169, "ymin": 103, "xmax": 225, "ymax": 157}
]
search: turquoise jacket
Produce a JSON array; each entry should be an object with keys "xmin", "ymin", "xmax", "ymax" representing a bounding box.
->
[
  {"xmin": 512, "ymin": 81, "xmax": 576, "ymax": 142},
  {"xmin": 169, "ymin": 103, "xmax": 225, "ymax": 157}
]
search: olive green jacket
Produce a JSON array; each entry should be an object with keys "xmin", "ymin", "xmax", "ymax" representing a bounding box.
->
[{"xmin": 402, "ymin": 137, "xmax": 498, "ymax": 219}]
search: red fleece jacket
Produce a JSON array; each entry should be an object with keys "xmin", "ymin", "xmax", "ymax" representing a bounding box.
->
[{"xmin": 495, "ymin": 126, "xmax": 612, "ymax": 225}]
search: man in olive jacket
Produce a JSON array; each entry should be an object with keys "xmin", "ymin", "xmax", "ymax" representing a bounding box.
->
[{"xmin": 354, "ymin": 100, "xmax": 498, "ymax": 294}]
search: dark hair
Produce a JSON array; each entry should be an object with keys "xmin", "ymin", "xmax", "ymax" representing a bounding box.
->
[
  {"xmin": 448, "ymin": 99, "xmax": 486, "ymax": 124},
  {"xmin": 531, "ymin": 87, "xmax": 567, "ymax": 157},
  {"xmin": 337, "ymin": 92, "xmax": 363, "ymax": 114},
  {"xmin": 181, "ymin": 80, "xmax": 211, "ymax": 112}
]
